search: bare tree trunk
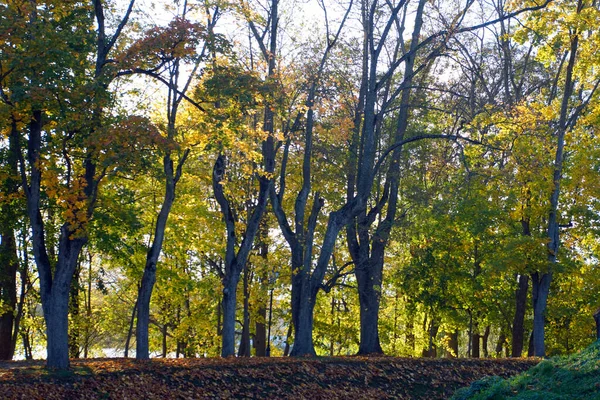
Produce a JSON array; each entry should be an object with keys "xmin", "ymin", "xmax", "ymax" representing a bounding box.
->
[
  {"xmin": 448, "ymin": 330, "xmax": 459, "ymax": 358},
  {"xmin": 125, "ymin": 297, "xmax": 138, "ymax": 358},
  {"xmin": 531, "ymin": 271, "xmax": 552, "ymax": 357},
  {"xmin": 221, "ymin": 273, "xmax": 240, "ymax": 357},
  {"xmin": 472, "ymin": 331, "xmax": 481, "ymax": 358},
  {"xmin": 512, "ymin": 274, "xmax": 529, "ymax": 357},
  {"xmin": 161, "ymin": 325, "xmax": 168, "ymax": 357},
  {"xmin": 482, "ymin": 326, "xmax": 490, "ymax": 358},
  {"xmin": 84, "ymin": 253, "xmax": 92, "ymax": 358},
  {"xmin": 496, "ymin": 333, "xmax": 506, "ymax": 357},
  {"xmin": 527, "ymin": 330, "xmax": 534, "ymax": 357},
  {"xmin": 69, "ymin": 261, "xmax": 81, "ymax": 359},
  {"xmin": 283, "ymin": 322, "xmax": 293, "ymax": 356},
  {"xmin": 254, "ymin": 220, "xmax": 268, "ymax": 357},
  {"xmin": 0, "ymin": 232, "xmax": 18, "ymax": 360},
  {"xmin": 356, "ymin": 261, "xmax": 383, "ymax": 354},
  {"xmin": 0, "ymin": 118, "xmax": 20, "ymax": 361},
  {"xmin": 238, "ymin": 263, "xmax": 251, "ymax": 357}
]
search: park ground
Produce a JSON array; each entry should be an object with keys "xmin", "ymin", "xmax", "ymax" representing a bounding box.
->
[{"xmin": 0, "ymin": 356, "xmax": 536, "ymax": 399}]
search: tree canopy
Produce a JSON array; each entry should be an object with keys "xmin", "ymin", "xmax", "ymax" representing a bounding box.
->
[{"xmin": 0, "ymin": 0, "xmax": 599, "ymax": 369}]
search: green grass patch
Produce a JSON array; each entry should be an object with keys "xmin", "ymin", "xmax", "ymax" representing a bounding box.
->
[{"xmin": 451, "ymin": 341, "xmax": 600, "ymax": 400}]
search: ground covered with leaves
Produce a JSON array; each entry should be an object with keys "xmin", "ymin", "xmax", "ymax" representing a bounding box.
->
[
  {"xmin": 452, "ymin": 341, "xmax": 600, "ymax": 400},
  {"xmin": 0, "ymin": 356, "xmax": 537, "ymax": 399}
]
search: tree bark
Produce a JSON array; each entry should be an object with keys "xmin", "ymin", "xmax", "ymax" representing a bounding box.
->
[
  {"xmin": 496, "ymin": 333, "xmax": 506, "ymax": 357},
  {"xmin": 356, "ymin": 261, "xmax": 383, "ymax": 354},
  {"xmin": 0, "ymin": 232, "xmax": 18, "ymax": 360},
  {"xmin": 69, "ymin": 262, "xmax": 81, "ymax": 359},
  {"xmin": 471, "ymin": 332, "xmax": 481, "ymax": 358},
  {"xmin": 0, "ymin": 227, "xmax": 18, "ymax": 361},
  {"xmin": 0, "ymin": 118, "xmax": 20, "ymax": 361},
  {"xmin": 482, "ymin": 326, "xmax": 490, "ymax": 358},
  {"xmin": 125, "ymin": 296, "xmax": 138, "ymax": 358},
  {"xmin": 238, "ymin": 263, "xmax": 251, "ymax": 357},
  {"xmin": 289, "ymin": 283, "xmax": 317, "ymax": 356},
  {"xmin": 448, "ymin": 330, "xmax": 459, "ymax": 358},
  {"xmin": 161, "ymin": 324, "xmax": 168, "ymax": 357},
  {"xmin": 512, "ymin": 274, "xmax": 529, "ymax": 357},
  {"xmin": 254, "ymin": 219, "xmax": 268, "ymax": 357},
  {"xmin": 531, "ymin": 271, "xmax": 552, "ymax": 357},
  {"xmin": 221, "ymin": 273, "xmax": 240, "ymax": 357},
  {"xmin": 422, "ymin": 319, "xmax": 438, "ymax": 358}
]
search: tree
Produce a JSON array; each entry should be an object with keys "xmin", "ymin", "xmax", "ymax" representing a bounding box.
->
[
  {"xmin": 268, "ymin": 0, "xmax": 354, "ymax": 356},
  {"xmin": 117, "ymin": 4, "xmax": 220, "ymax": 360},
  {"xmin": 509, "ymin": 0, "xmax": 600, "ymax": 356},
  {"xmin": 0, "ymin": 0, "xmax": 137, "ymax": 369}
]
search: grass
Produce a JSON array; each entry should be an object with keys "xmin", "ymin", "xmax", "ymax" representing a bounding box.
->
[{"xmin": 451, "ymin": 341, "xmax": 600, "ymax": 400}]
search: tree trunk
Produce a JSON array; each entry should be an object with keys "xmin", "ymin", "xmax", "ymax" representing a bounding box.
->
[
  {"xmin": 289, "ymin": 260, "xmax": 317, "ymax": 357},
  {"xmin": 136, "ymin": 153, "xmax": 181, "ymax": 360},
  {"xmin": 289, "ymin": 291, "xmax": 316, "ymax": 356},
  {"xmin": 136, "ymin": 261, "xmax": 157, "ymax": 359},
  {"xmin": 448, "ymin": 330, "xmax": 459, "ymax": 358},
  {"xmin": 283, "ymin": 321, "xmax": 293, "ymax": 357},
  {"xmin": 496, "ymin": 333, "xmax": 506, "ymax": 357},
  {"xmin": 254, "ymin": 220, "xmax": 268, "ymax": 357},
  {"xmin": 472, "ymin": 332, "xmax": 481, "ymax": 358},
  {"xmin": 125, "ymin": 296, "xmax": 138, "ymax": 358},
  {"xmin": 238, "ymin": 263, "xmax": 251, "ymax": 357},
  {"xmin": 161, "ymin": 325, "xmax": 168, "ymax": 357},
  {"xmin": 356, "ymin": 261, "xmax": 383, "ymax": 354},
  {"xmin": 511, "ymin": 274, "xmax": 529, "ymax": 357},
  {"xmin": 0, "ymin": 232, "xmax": 18, "ymax": 360},
  {"xmin": 221, "ymin": 275, "xmax": 240, "ymax": 357},
  {"xmin": 422, "ymin": 320, "xmax": 438, "ymax": 358},
  {"xmin": 83, "ymin": 253, "xmax": 92, "ymax": 358},
  {"xmin": 22, "ymin": 331, "xmax": 32, "ymax": 360},
  {"xmin": 69, "ymin": 262, "xmax": 81, "ymax": 359},
  {"xmin": 531, "ymin": 271, "xmax": 552, "ymax": 357},
  {"xmin": 44, "ymin": 286, "xmax": 73, "ymax": 370},
  {"xmin": 255, "ymin": 308, "xmax": 267, "ymax": 357},
  {"xmin": 482, "ymin": 326, "xmax": 490, "ymax": 358},
  {"xmin": 0, "ymin": 118, "xmax": 22, "ymax": 361},
  {"xmin": 527, "ymin": 330, "xmax": 534, "ymax": 357}
]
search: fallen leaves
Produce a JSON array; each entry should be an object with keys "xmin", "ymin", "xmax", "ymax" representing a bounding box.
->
[{"xmin": 0, "ymin": 357, "xmax": 537, "ymax": 399}]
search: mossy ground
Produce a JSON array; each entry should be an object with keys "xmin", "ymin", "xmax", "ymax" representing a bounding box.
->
[{"xmin": 452, "ymin": 341, "xmax": 600, "ymax": 400}]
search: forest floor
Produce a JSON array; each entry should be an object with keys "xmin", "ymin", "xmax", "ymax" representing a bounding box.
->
[{"xmin": 0, "ymin": 356, "xmax": 537, "ymax": 399}]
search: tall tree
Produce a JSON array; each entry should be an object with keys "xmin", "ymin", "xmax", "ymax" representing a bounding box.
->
[
  {"xmin": 0, "ymin": 119, "xmax": 21, "ymax": 360},
  {"xmin": 118, "ymin": 3, "xmax": 220, "ymax": 360},
  {"xmin": 0, "ymin": 0, "xmax": 136, "ymax": 369},
  {"xmin": 269, "ymin": 0, "xmax": 354, "ymax": 356}
]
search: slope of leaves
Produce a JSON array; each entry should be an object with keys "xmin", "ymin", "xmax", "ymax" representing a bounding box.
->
[
  {"xmin": 0, "ymin": 357, "xmax": 536, "ymax": 399},
  {"xmin": 452, "ymin": 341, "xmax": 600, "ymax": 399}
]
